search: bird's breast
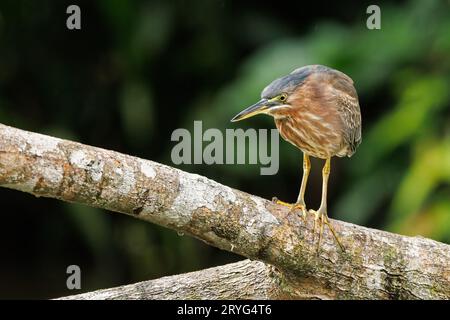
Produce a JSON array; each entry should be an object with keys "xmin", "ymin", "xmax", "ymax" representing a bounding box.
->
[{"xmin": 274, "ymin": 111, "xmax": 344, "ymax": 159}]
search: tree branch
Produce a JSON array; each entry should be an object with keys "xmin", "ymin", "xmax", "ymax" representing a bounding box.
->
[
  {"xmin": 58, "ymin": 259, "xmax": 287, "ymax": 300},
  {"xmin": 1, "ymin": 123, "xmax": 449, "ymax": 299}
]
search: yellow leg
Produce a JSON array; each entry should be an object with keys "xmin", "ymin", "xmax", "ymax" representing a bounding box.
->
[
  {"xmin": 273, "ymin": 153, "xmax": 310, "ymax": 219},
  {"xmin": 311, "ymin": 158, "xmax": 344, "ymax": 251},
  {"xmin": 297, "ymin": 153, "xmax": 310, "ymax": 207}
]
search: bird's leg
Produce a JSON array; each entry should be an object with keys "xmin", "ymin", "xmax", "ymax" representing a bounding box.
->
[
  {"xmin": 310, "ymin": 158, "xmax": 345, "ymax": 251},
  {"xmin": 295, "ymin": 153, "xmax": 310, "ymax": 219},
  {"xmin": 273, "ymin": 153, "xmax": 310, "ymax": 220}
]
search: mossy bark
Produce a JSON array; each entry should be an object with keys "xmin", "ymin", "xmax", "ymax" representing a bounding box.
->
[{"xmin": 1, "ymin": 123, "xmax": 449, "ymax": 300}]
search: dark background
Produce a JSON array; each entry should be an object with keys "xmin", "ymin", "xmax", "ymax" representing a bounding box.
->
[{"xmin": 0, "ymin": 0, "xmax": 449, "ymax": 299}]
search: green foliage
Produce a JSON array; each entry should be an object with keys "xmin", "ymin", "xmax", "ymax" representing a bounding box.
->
[{"xmin": 190, "ymin": 0, "xmax": 450, "ymax": 240}]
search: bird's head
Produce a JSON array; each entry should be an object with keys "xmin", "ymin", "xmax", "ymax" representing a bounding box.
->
[{"xmin": 231, "ymin": 66, "xmax": 314, "ymax": 122}]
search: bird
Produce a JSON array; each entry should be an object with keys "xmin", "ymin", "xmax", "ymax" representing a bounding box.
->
[{"xmin": 231, "ymin": 65, "xmax": 361, "ymax": 250}]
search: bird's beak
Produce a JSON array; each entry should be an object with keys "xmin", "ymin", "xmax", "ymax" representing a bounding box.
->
[{"xmin": 231, "ymin": 99, "xmax": 270, "ymax": 122}]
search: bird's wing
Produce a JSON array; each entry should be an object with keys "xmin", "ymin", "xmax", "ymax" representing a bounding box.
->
[
  {"xmin": 337, "ymin": 92, "xmax": 362, "ymax": 154},
  {"xmin": 328, "ymin": 76, "xmax": 362, "ymax": 155}
]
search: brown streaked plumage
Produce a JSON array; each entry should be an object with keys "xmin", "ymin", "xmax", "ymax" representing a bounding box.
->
[{"xmin": 231, "ymin": 64, "xmax": 362, "ymax": 251}]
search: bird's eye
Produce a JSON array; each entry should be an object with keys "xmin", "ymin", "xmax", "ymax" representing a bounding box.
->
[{"xmin": 279, "ymin": 93, "xmax": 287, "ymax": 102}]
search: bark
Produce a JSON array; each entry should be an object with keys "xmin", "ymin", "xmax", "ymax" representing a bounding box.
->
[
  {"xmin": 58, "ymin": 259, "xmax": 286, "ymax": 300},
  {"xmin": 0, "ymin": 123, "xmax": 449, "ymax": 300}
]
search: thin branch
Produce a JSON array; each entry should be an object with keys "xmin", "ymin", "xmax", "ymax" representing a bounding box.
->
[
  {"xmin": 58, "ymin": 259, "xmax": 287, "ymax": 300},
  {"xmin": 1, "ymin": 123, "xmax": 449, "ymax": 299}
]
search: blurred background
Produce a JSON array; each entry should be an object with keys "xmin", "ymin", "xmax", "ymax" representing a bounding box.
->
[{"xmin": 0, "ymin": 0, "xmax": 449, "ymax": 299}]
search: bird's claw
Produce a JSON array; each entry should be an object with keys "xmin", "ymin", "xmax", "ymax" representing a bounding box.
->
[
  {"xmin": 272, "ymin": 197, "xmax": 308, "ymax": 220},
  {"xmin": 309, "ymin": 208, "xmax": 345, "ymax": 252},
  {"xmin": 272, "ymin": 197, "xmax": 344, "ymax": 251}
]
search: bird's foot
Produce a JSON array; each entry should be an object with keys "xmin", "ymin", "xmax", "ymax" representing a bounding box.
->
[
  {"xmin": 272, "ymin": 197, "xmax": 307, "ymax": 220},
  {"xmin": 309, "ymin": 207, "xmax": 345, "ymax": 252}
]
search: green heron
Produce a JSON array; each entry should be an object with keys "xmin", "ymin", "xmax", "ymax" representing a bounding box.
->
[{"xmin": 231, "ymin": 65, "xmax": 361, "ymax": 250}]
